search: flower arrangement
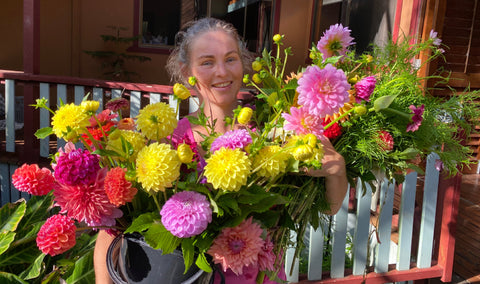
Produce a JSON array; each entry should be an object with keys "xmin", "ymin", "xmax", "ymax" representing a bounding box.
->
[{"xmin": 12, "ymin": 22, "xmax": 480, "ymax": 283}]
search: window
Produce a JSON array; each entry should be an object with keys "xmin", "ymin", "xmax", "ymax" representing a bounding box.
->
[{"xmin": 132, "ymin": 0, "xmax": 275, "ymax": 54}]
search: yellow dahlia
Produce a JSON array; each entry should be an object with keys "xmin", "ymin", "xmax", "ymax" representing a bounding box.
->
[
  {"xmin": 136, "ymin": 143, "xmax": 181, "ymax": 192},
  {"xmin": 136, "ymin": 102, "xmax": 178, "ymax": 141},
  {"xmin": 253, "ymin": 145, "xmax": 290, "ymax": 178},
  {"xmin": 80, "ymin": 100, "xmax": 100, "ymax": 114},
  {"xmin": 51, "ymin": 103, "xmax": 90, "ymax": 141},
  {"xmin": 204, "ymin": 148, "xmax": 251, "ymax": 192},
  {"xmin": 107, "ymin": 130, "xmax": 146, "ymax": 162}
]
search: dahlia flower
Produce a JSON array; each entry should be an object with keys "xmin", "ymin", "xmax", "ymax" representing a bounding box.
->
[
  {"xmin": 105, "ymin": 97, "xmax": 130, "ymax": 112},
  {"xmin": 81, "ymin": 121, "xmax": 116, "ymax": 147},
  {"xmin": 297, "ymin": 64, "xmax": 350, "ymax": 117},
  {"xmin": 54, "ymin": 168, "xmax": 123, "ymax": 227},
  {"xmin": 36, "ymin": 214, "xmax": 77, "ymax": 256},
  {"xmin": 378, "ymin": 131, "xmax": 394, "ymax": 151},
  {"xmin": 406, "ymin": 104, "xmax": 425, "ymax": 132},
  {"xmin": 258, "ymin": 238, "xmax": 275, "ymax": 272},
  {"xmin": 117, "ymin": 118, "xmax": 136, "ymax": 130},
  {"xmin": 354, "ymin": 76, "xmax": 376, "ymax": 103},
  {"xmin": 80, "ymin": 100, "xmax": 100, "ymax": 114},
  {"xmin": 252, "ymin": 145, "xmax": 290, "ymax": 178},
  {"xmin": 104, "ymin": 167, "xmax": 137, "ymax": 206},
  {"xmin": 204, "ymin": 148, "xmax": 251, "ymax": 192},
  {"xmin": 54, "ymin": 148, "xmax": 100, "ymax": 186},
  {"xmin": 160, "ymin": 191, "xmax": 212, "ymax": 238},
  {"xmin": 282, "ymin": 106, "xmax": 324, "ymax": 137},
  {"xmin": 207, "ymin": 217, "xmax": 264, "ymax": 275},
  {"xmin": 51, "ymin": 103, "xmax": 90, "ymax": 141},
  {"xmin": 106, "ymin": 130, "xmax": 146, "ymax": 162},
  {"xmin": 136, "ymin": 102, "xmax": 178, "ymax": 140},
  {"xmin": 210, "ymin": 129, "xmax": 252, "ymax": 153},
  {"xmin": 322, "ymin": 117, "xmax": 342, "ymax": 139},
  {"xmin": 12, "ymin": 163, "xmax": 56, "ymax": 196},
  {"xmin": 89, "ymin": 109, "xmax": 118, "ymax": 127},
  {"xmin": 135, "ymin": 143, "xmax": 181, "ymax": 192},
  {"xmin": 316, "ymin": 23, "xmax": 354, "ymax": 59}
]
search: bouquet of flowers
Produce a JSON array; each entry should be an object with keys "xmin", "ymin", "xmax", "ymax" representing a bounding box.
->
[{"xmin": 12, "ymin": 23, "xmax": 480, "ymax": 283}]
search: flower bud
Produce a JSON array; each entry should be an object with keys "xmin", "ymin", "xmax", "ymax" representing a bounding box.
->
[
  {"xmin": 252, "ymin": 61, "xmax": 262, "ymax": 72},
  {"xmin": 273, "ymin": 34, "xmax": 282, "ymax": 43},
  {"xmin": 243, "ymin": 75, "xmax": 250, "ymax": 84},
  {"xmin": 173, "ymin": 83, "xmax": 191, "ymax": 100},
  {"xmin": 177, "ymin": 143, "xmax": 194, "ymax": 164},
  {"xmin": 237, "ymin": 107, "xmax": 253, "ymax": 125},
  {"xmin": 81, "ymin": 100, "xmax": 100, "ymax": 113},
  {"xmin": 252, "ymin": 73, "xmax": 262, "ymax": 84},
  {"xmin": 188, "ymin": 76, "xmax": 197, "ymax": 86},
  {"xmin": 354, "ymin": 105, "xmax": 367, "ymax": 116}
]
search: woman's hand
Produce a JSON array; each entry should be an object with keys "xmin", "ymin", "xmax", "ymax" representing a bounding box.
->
[{"xmin": 304, "ymin": 136, "xmax": 349, "ymax": 215}]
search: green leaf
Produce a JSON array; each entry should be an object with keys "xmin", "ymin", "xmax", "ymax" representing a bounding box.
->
[
  {"xmin": 144, "ymin": 222, "xmax": 181, "ymax": 254},
  {"xmin": 0, "ymin": 243, "xmax": 41, "ymax": 267},
  {"xmin": 181, "ymin": 238, "xmax": 195, "ymax": 273},
  {"xmin": 34, "ymin": 127, "xmax": 53, "ymax": 139},
  {"xmin": 18, "ymin": 253, "xmax": 45, "ymax": 280},
  {"xmin": 124, "ymin": 212, "xmax": 157, "ymax": 234},
  {"xmin": 0, "ymin": 201, "xmax": 26, "ymax": 233},
  {"xmin": 0, "ymin": 272, "xmax": 29, "ymax": 284},
  {"xmin": 64, "ymin": 250, "xmax": 95, "ymax": 284},
  {"xmin": 195, "ymin": 253, "xmax": 212, "ymax": 273},
  {"xmin": 91, "ymin": 149, "xmax": 123, "ymax": 158},
  {"xmin": 0, "ymin": 232, "xmax": 16, "ymax": 255},
  {"xmin": 373, "ymin": 94, "xmax": 398, "ymax": 112}
]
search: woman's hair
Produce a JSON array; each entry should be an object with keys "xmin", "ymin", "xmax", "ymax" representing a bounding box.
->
[{"xmin": 166, "ymin": 17, "xmax": 252, "ymax": 85}]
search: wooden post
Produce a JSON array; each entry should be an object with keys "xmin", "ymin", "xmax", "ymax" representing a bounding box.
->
[{"xmin": 22, "ymin": 0, "xmax": 41, "ymax": 162}]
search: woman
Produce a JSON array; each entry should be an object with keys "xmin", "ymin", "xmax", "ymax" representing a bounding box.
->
[{"xmin": 94, "ymin": 17, "xmax": 348, "ymax": 283}]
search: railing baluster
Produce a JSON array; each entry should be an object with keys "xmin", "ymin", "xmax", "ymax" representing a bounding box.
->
[
  {"xmin": 285, "ymin": 230, "xmax": 299, "ymax": 282},
  {"xmin": 330, "ymin": 186, "xmax": 351, "ymax": 278},
  {"xmin": 93, "ymin": 87, "xmax": 103, "ymax": 113},
  {"xmin": 149, "ymin": 92, "xmax": 161, "ymax": 104},
  {"xmin": 352, "ymin": 178, "xmax": 372, "ymax": 275},
  {"xmin": 189, "ymin": 96, "xmax": 200, "ymax": 114},
  {"xmin": 130, "ymin": 91, "xmax": 141, "ymax": 118},
  {"xmin": 417, "ymin": 153, "xmax": 440, "ymax": 268},
  {"xmin": 74, "ymin": 86, "xmax": 84, "ymax": 104},
  {"xmin": 39, "ymin": 83, "xmax": 50, "ymax": 157},
  {"xmin": 308, "ymin": 220, "xmax": 325, "ymax": 280},
  {"xmin": 57, "ymin": 84, "xmax": 67, "ymax": 150},
  {"xmin": 5, "ymin": 79, "xmax": 15, "ymax": 153},
  {"xmin": 374, "ymin": 178, "xmax": 395, "ymax": 273},
  {"xmin": 397, "ymin": 171, "xmax": 418, "ymax": 270}
]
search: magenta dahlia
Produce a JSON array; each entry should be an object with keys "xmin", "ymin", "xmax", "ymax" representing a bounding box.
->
[
  {"xmin": 54, "ymin": 148, "xmax": 100, "ymax": 186},
  {"xmin": 12, "ymin": 163, "xmax": 56, "ymax": 196},
  {"xmin": 160, "ymin": 191, "xmax": 212, "ymax": 238},
  {"xmin": 316, "ymin": 23, "xmax": 354, "ymax": 59},
  {"xmin": 210, "ymin": 129, "xmax": 252, "ymax": 153},
  {"xmin": 36, "ymin": 214, "xmax": 76, "ymax": 256},
  {"xmin": 54, "ymin": 168, "xmax": 123, "ymax": 226},
  {"xmin": 297, "ymin": 64, "xmax": 351, "ymax": 117},
  {"xmin": 282, "ymin": 106, "xmax": 324, "ymax": 137},
  {"xmin": 354, "ymin": 76, "xmax": 376, "ymax": 103}
]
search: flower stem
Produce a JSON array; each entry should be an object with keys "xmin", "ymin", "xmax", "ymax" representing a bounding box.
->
[{"xmin": 323, "ymin": 107, "xmax": 355, "ymax": 130}]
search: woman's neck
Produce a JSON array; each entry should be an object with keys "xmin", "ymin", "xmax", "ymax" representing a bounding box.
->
[{"xmin": 201, "ymin": 100, "xmax": 239, "ymax": 133}]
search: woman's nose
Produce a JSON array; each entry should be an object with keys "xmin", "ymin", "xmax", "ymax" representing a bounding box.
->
[{"xmin": 215, "ymin": 62, "xmax": 228, "ymax": 77}]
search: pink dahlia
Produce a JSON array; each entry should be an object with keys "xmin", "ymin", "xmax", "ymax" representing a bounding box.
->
[
  {"xmin": 104, "ymin": 167, "xmax": 137, "ymax": 206},
  {"xmin": 54, "ymin": 148, "xmax": 100, "ymax": 186},
  {"xmin": 297, "ymin": 64, "xmax": 350, "ymax": 117},
  {"xmin": 210, "ymin": 129, "xmax": 252, "ymax": 153},
  {"xmin": 406, "ymin": 104, "xmax": 425, "ymax": 132},
  {"xmin": 105, "ymin": 97, "xmax": 130, "ymax": 113},
  {"xmin": 207, "ymin": 217, "xmax": 264, "ymax": 275},
  {"xmin": 54, "ymin": 168, "xmax": 123, "ymax": 226},
  {"xmin": 12, "ymin": 163, "xmax": 56, "ymax": 196},
  {"xmin": 378, "ymin": 131, "xmax": 394, "ymax": 151},
  {"xmin": 36, "ymin": 214, "xmax": 76, "ymax": 256},
  {"xmin": 88, "ymin": 109, "xmax": 118, "ymax": 127},
  {"xmin": 160, "ymin": 191, "xmax": 212, "ymax": 238},
  {"xmin": 257, "ymin": 238, "xmax": 275, "ymax": 271},
  {"xmin": 282, "ymin": 106, "xmax": 324, "ymax": 137},
  {"xmin": 354, "ymin": 76, "xmax": 376, "ymax": 103},
  {"xmin": 316, "ymin": 24, "xmax": 354, "ymax": 59}
]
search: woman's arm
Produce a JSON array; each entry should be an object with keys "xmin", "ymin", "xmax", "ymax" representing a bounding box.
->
[
  {"xmin": 94, "ymin": 230, "xmax": 115, "ymax": 284},
  {"xmin": 305, "ymin": 136, "xmax": 349, "ymax": 215}
]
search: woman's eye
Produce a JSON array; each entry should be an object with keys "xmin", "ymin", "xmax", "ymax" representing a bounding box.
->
[
  {"xmin": 200, "ymin": 60, "xmax": 213, "ymax": 66},
  {"xmin": 226, "ymin": 57, "xmax": 237, "ymax": 63}
]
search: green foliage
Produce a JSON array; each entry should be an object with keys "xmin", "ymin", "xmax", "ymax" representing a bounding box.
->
[
  {"xmin": 0, "ymin": 195, "xmax": 97, "ymax": 283},
  {"xmin": 84, "ymin": 26, "xmax": 151, "ymax": 82}
]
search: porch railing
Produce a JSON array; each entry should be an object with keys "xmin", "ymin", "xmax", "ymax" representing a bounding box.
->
[{"xmin": 0, "ymin": 70, "xmax": 459, "ymax": 283}]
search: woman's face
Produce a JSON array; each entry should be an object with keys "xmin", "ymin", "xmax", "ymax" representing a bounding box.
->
[{"xmin": 188, "ymin": 30, "xmax": 244, "ymax": 109}]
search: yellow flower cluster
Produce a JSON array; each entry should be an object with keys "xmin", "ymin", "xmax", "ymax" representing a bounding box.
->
[
  {"xmin": 107, "ymin": 130, "xmax": 146, "ymax": 162},
  {"xmin": 204, "ymin": 148, "xmax": 251, "ymax": 192},
  {"xmin": 252, "ymin": 145, "xmax": 290, "ymax": 178},
  {"xmin": 135, "ymin": 143, "xmax": 181, "ymax": 192},
  {"xmin": 51, "ymin": 103, "xmax": 90, "ymax": 141},
  {"xmin": 136, "ymin": 102, "xmax": 178, "ymax": 141}
]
